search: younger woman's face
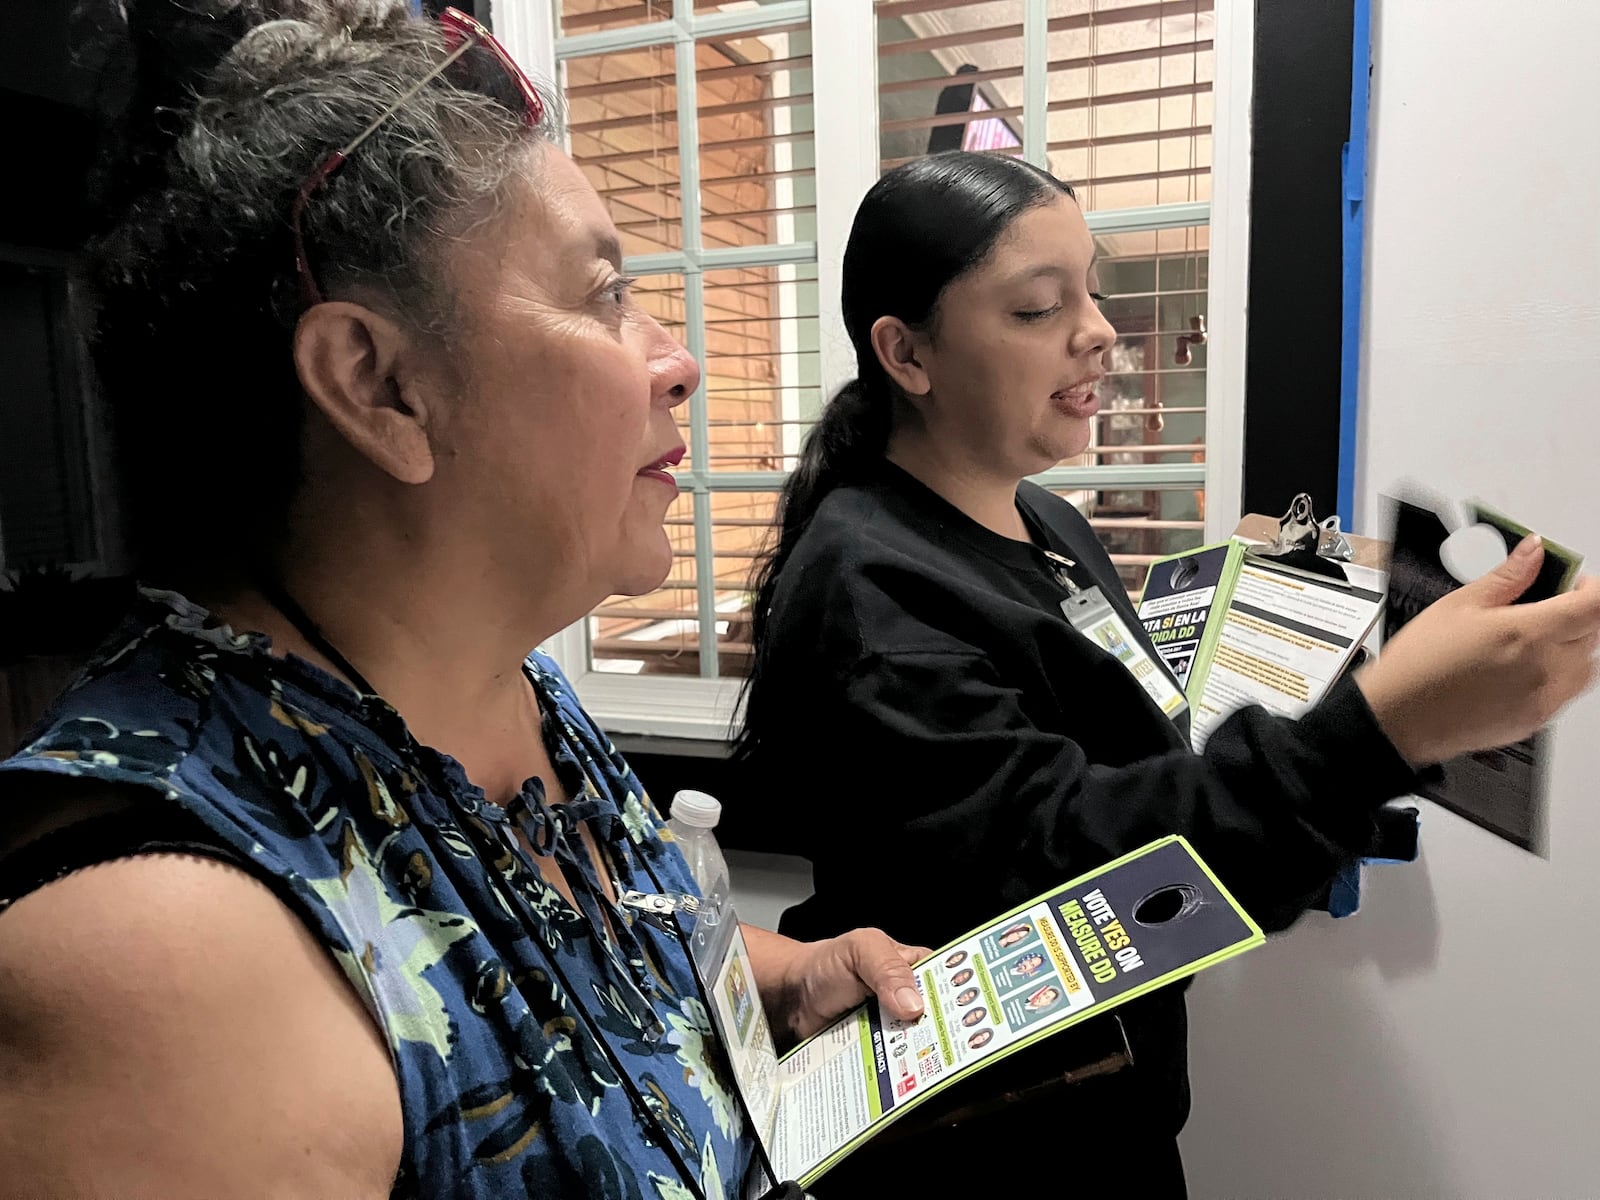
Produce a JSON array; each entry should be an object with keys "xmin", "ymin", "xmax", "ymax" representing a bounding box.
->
[{"xmin": 909, "ymin": 194, "xmax": 1116, "ymax": 479}]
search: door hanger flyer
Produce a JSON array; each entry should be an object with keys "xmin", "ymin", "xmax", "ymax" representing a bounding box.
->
[{"xmin": 700, "ymin": 837, "xmax": 1265, "ymax": 1189}]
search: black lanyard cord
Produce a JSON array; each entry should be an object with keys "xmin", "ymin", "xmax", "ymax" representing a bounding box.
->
[{"xmin": 255, "ymin": 574, "xmax": 382, "ymax": 698}]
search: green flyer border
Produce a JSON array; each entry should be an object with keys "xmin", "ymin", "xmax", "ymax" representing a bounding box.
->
[
  {"xmin": 1136, "ymin": 539, "xmax": 1248, "ymax": 706},
  {"xmin": 1468, "ymin": 501, "xmax": 1585, "ymax": 593}
]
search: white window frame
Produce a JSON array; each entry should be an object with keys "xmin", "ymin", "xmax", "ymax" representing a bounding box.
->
[{"xmin": 499, "ymin": 0, "xmax": 1252, "ymax": 740}]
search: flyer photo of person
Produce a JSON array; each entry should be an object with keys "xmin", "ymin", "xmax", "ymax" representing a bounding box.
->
[
  {"xmin": 1026, "ymin": 985, "xmax": 1062, "ymax": 1013},
  {"xmin": 944, "ymin": 950, "xmax": 969, "ymax": 970},
  {"xmin": 992, "ymin": 948, "xmax": 1054, "ymax": 995},
  {"xmin": 1008, "ymin": 951, "xmax": 1047, "ymax": 979},
  {"xmin": 967, "ymin": 1029, "xmax": 994, "ymax": 1051},
  {"xmin": 955, "ymin": 988, "xmax": 979, "ymax": 1007},
  {"xmin": 961, "ymin": 1007, "xmax": 988, "ymax": 1028},
  {"xmin": 950, "ymin": 967, "xmax": 974, "ymax": 987},
  {"xmin": 1001, "ymin": 972, "xmax": 1074, "ymax": 1030},
  {"xmin": 980, "ymin": 920, "xmax": 1040, "ymax": 960}
]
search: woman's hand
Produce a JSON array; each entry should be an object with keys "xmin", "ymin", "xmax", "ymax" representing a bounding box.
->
[
  {"xmin": 741, "ymin": 925, "xmax": 931, "ymax": 1049},
  {"xmin": 1358, "ymin": 536, "xmax": 1600, "ymax": 767}
]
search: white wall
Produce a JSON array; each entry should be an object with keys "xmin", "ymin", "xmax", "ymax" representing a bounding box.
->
[{"xmin": 1182, "ymin": 3, "xmax": 1600, "ymax": 1196}]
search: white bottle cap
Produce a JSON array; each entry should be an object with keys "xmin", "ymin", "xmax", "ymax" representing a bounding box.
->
[{"xmin": 670, "ymin": 789, "xmax": 722, "ymax": 829}]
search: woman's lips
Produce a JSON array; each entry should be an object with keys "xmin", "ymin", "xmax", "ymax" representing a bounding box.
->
[
  {"xmin": 1052, "ymin": 384, "xmax": 1101, "ymax": 419},
  {"xmin": 637, "ymin": 445, "xmax": 686, "ymax": 492}
]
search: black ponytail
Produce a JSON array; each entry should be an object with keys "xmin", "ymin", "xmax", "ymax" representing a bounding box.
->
[
  {"xmin": 734, "ymin": 151, "xmax": 1073, "ymax": 757},
  {"xmin": 755, "ymin": 376, "xmax": 892, "ymax": 606}
]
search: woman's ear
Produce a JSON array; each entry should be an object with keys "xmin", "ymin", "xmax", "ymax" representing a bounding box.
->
[
  {"xmin": 870, "ymin": 316, "xmax": 931, "ymax": 398},
  {"xmin": 292, "ymin": 302, "xmax": 437, "ymax": 486}
]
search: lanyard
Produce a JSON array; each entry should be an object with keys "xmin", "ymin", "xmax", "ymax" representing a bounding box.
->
[{"xmin": 255, "ymin": 576, "xmax": 789, "ymax": 1198}]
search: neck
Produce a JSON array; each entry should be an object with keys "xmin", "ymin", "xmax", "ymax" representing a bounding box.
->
[
  {"xmin": 210, "ymin": 505, "xmax": 582, "ymax": 781},
  {"xmin": 887, "ymin": 431, "xmax": 1029, "ymax": 542}
]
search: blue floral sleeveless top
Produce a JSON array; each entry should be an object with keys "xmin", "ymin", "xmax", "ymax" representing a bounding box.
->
[{"xmin": 0, "ymin": 590, "xmax": 750, "ymax": 1199}]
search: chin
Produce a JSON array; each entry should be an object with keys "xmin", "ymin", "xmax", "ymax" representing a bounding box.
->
[
  {"xmin": 1028, "ymin": 430, "xmax": 1094, "ymax": 469},
  {"xmin": 608, "ymin": 533, "xmax": 675, "ymax": 598}
]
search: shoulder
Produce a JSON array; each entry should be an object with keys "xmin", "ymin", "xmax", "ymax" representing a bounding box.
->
[
  {"xmin": 775, "ymin": 482, "xmax": 937, "ymax": 613},
  {"xmin": 773, "ymin": 483, "xmax": 996, "ymax": 659},
  {"xmin": 1017, "ymin": 480, "xmax": 1095, "ymax": 538},
  {"xmin": 0, "ymin": 854, "xmax": 401, "ymax": 1196}
]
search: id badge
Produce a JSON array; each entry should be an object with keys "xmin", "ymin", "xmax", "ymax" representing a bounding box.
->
[
  {"xmin": 681, "ymin": 903, "xmax": 785, "ymax": 1199},
  {"xmin": 1061, "ymin": 586, "xmax": 1188, "ymax": 720}
]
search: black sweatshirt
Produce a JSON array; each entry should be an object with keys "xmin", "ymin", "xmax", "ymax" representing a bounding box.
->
[{"xmin": 740, "ymin": 462, "xmax": 1419, "ymax": 1137}]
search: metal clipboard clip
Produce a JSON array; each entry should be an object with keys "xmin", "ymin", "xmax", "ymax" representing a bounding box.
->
[{"xmin": 1244, "ymin": 492, "xmax": 1357, "ymax": 588}]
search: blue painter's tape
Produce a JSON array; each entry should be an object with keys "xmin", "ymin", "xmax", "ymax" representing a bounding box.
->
[
  {"xmin": 1327, "ymin": 805, "xmax": 1421, "ymax": 919},
  {"xmin": 1320, "ymin": 0, "xmax": 1426, "ymax": 920},
  {"xmin": 1337, "ymin": 0, "xmax": 1371, "ymax": 526}
]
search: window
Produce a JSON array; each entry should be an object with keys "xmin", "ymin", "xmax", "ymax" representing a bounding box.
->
[{"xmin": 512, "ymin": 0, "xmax": 1250, "ymax": 736}]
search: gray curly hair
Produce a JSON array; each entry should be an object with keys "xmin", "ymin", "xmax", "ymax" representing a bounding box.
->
[{"xmin": 85, "ymin": 0, "xmax": 559, "ymax": 577}]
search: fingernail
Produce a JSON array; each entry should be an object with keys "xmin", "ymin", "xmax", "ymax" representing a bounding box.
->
[
  {"xmin": 896, "ymin": 987, "xmax": 924, "ymax": 1015},
  {"xmin": 1514, "ymin": 534, "xmax": 1543, "ymax": 560}
]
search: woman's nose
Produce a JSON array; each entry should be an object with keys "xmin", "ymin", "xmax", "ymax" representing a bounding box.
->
[
  {"xmin": 1071, "ymin": 299, "xmax": 1118, "ymax": 360},
  {"xmin": 653, "ymin": 339, "xmax": 700, "ymax": 410}
]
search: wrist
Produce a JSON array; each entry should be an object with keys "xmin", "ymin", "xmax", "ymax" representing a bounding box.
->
[
  {"xmin": 1355, "ymin": 663, "xmax": 1428, "ymax": 768},
  {"xmin": 741, "ymin": 923, "xmax": 808, "ymax": 1039}
]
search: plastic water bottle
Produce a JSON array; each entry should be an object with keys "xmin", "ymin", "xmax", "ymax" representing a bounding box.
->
[{"xmin": 667, "ymin": 789, "xmax": 732, "ymax": 927}]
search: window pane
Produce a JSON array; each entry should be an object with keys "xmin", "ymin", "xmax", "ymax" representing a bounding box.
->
[
  {"xmin": 697, "ymin": 25, "xmax": 816, "ymax": 250},
  {"xmin": 563, "ymin": 44, "xmax": 683, "ymax": 256},
  {"xmin": 709, "ymin": 490, "xmax": 780, "ymax": 677},
  {"xmin": 557, "ymin": 0, "xmax": 672, "ymax": 38},
  {"xmin": 589, "ymin": 489, "xmax": 701, "ymax": 676},
  {"xmin": 1072, "ymin": 225, "xmax": 1208, "ymax": 471},
  {"xmin": 702, "ymin": 265, "xmax": 821, "ymax": 473},
  {"xmin": 1045, "ymin": 0, "xmax": 1213, "ymax": 211},
  {"xmin": 877, "ymin": 0, "xmax": 1027, "ymax": 174},
  {"xmin": 1046, "ymin": 484, "xmax": 1206, "ymax": 599}
]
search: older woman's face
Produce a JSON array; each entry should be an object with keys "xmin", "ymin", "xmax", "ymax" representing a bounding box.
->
[{"xmin": 439, "ymin": 145, "xmax": 697, "ymax": 604}]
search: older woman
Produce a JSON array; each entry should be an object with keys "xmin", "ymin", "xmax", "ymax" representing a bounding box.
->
[{"xmin": 0, "ymin": 3, "xmax": 925, "ymax": 1197}]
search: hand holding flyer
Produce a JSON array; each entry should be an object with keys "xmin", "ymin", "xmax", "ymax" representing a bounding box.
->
[{"xmin": 694, "ymin": 838, "xmax": 1264, "ymax": 1192}]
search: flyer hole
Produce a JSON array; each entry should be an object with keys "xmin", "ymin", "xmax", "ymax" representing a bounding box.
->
[
  {"xmin": 1134, "ymin": 883, "xmax": 1203, "ymax": 927},
  {"xmin": 1439, "ymin": 523, "xmax": 1508, "ymax": 586},
  {"xmin": 1168, "ymin": 555, "xmax": 1201, "ymax": 590}
]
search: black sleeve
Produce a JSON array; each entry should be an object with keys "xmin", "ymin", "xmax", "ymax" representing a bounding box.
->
[
  {"xmin": 836, "ymin": 648, "xmax": 1419, "ymax": 934},
  {"xmin": 0, "ymin": 798, "xmax": 247, "ymax": 913}
]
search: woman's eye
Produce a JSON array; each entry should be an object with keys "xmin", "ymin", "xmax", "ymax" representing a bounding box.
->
[
  {"xmin": 1014, "ymin": 304, "xmax": 1062, "ymax": 322},
  {"xmin": 604, "ymin": 275, "xmax": 637, "ymax": 306},
  {"xmin": 1090, "ymin": 292, "xmax": 1110, "ymax": 306}
]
